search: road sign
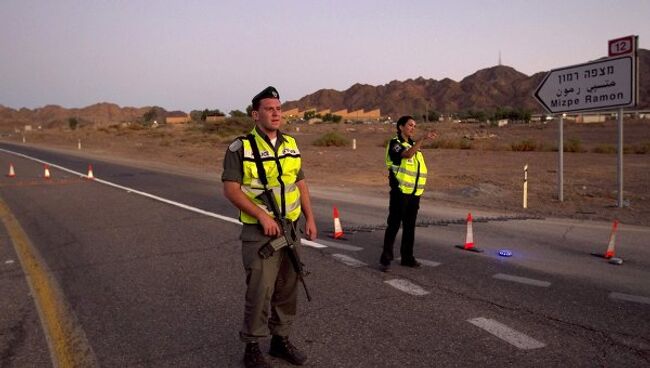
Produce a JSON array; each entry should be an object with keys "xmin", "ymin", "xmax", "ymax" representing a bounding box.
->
[
  {"xmin": 534, "ymin": 56, "xmax": 635, "ymax": 114},
  {"xmin": 609, "ymin": 35, "xmax": 636, "ymax": 57}
]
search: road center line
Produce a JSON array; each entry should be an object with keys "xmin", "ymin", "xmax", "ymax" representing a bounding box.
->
[
  {"xmin": 493, "ymin": 273, "xmax": 551, "ymax": 287},
  {"xmin": 384, "ymin": 279, "xmax": 430, "ymax": 296},
  {"xmin": 467, "ymin": 317, "xmax": 546, "ymax": 350},
  {"xmin": 609, "ymin": 292, "xmax": 650, "ymax": 305},
  {"xmin": 0, "ymin": 148, "xmax": 328, "ymax": 249},
  {"xmin": 332, "ymin": 254, "xmax": 367, "ymax": 267}
]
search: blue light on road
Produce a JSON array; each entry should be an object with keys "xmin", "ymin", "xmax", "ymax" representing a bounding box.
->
[{"xmin": 498, "ymin": 249, "xmax": 513, "ymax": 257}]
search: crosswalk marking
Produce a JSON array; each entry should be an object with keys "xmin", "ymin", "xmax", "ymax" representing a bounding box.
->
[
  {"xmin": 384, "ymin": 279, "xmax": 430, "ymax": 296},
  {"xmin": 396, "ymin": 258, "xmax": 441, "ymax": 267},
  {"xmin": 493, "ymin": 273, "xmax": 551, "ymax": 287},
  {"xmin": 609, "ymin": 292, "xmax": 650, "ymax": 305},
  {"xmin": 314, "ymin": 239, "xmax": 363, "ymax": 251},
  {"xmin": 467, "ymin": 317, "xmax": 546, "ymax": 350},
  {"xmin": 332, "ymin": 254, "xmax": 367, "ymax": 267}
]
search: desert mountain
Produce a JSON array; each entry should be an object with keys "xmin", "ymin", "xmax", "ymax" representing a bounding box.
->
[
  {"xmin": 284, "ymin": 48, "xmax": 650, "ymax": 117},
  {"xmin": 0, "ymin": 102, "xmax": 156, "ymax": 130},
  {"xmin": 1, "ymin": 49, "xmax": 648, "ymax": 129}
]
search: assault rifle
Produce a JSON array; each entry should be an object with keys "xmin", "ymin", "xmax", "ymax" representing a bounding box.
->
[{"xmin": 257, "ymin": 189, "xmax": 312, "ymax": 302}]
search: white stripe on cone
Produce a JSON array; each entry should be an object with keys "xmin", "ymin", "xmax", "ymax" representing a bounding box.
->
[
  {"xmin": 604, "ymin": 220, "xmax": 618, "ymax": 259},
  {"xmin": 86, "ymin": 164, "xmax": 95, "ymax": 179},
  {"xmin": 464, "ymin": 212, "xmax": 474, "ymax": 249},
  {"xmin": 333, "ymin": 206, "xmax": 343, "ymax": 239},
  {"xmin": 7, "ymin": 163, "xmax": 15, "ymax": 177}
]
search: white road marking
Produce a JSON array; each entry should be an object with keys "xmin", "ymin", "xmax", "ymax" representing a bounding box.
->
[
  {"xmin": 313, "ymin": 239, "xmax": 363, "ymax": 251},
  {"xmin": 5, "ymin": 259, "xmax": 15, "ymax": 264},
  {"xmin": 332, "ymin": 254, "xmax": 367, "ymax": 268},
  {"xmin": 384, "ymin": 279, "xmax": 430, "ymax": 296},
  {"xmin": 301, "ymin": 239, "xmax": 327, "ymax": 248},
  {"xmin": 467, "ymin": 317, "xmax": 546, "ymax": 350},
  {"xmin": 493, "ymin": 273, "xmax": 551, "ymax": 287},
  {"xmin": 609, "ymin": 292, "xmax": 650, "ymax": 305},
  {"xmin": 0, "ymin": 148, "xmax": 331, "ymax": 249},
  {"xmin": 396, "ymin": 257, "xmax": 441, "ymax": 267}
]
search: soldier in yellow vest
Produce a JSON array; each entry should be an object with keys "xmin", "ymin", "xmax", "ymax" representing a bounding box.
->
[
  {"xmin": 380, "ymin": 115, "xmax": 436, "ymax": 272},
  {"xmin": 222, "ymin": 87, "xmax": 317, "ymax": 368}
]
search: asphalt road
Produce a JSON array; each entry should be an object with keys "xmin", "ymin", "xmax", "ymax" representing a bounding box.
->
[{"xmin": 0, "ymin": 142, "xmax": 648, "ymax": 367}]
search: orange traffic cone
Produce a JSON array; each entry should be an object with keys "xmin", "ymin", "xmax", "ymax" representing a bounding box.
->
[
  {"xmin": 330, "ymin": 206, "xmax": 345, "ymax": 239},
  {"xmin": 456, "ymin": 212, "xmax": 483, "ymax": 253},
  {"xmin": 86, "ymin": 164, "xmax": 95, "ymax": 179},
  {"xmin": 43, "ymin": 164, "xmax": 51, "ymax": 179},
  {"xmin": 592, "ymin": 220, "xmax": 620, "ymax": 260},
  {"xmin": 7, "ymin": 163, "xmax": 15, "ymax": 177}
]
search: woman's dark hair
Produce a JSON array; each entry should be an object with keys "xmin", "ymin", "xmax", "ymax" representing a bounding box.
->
[{"xmin": 396, "ymin": 115, "xmax": 414, "ymax": 134}]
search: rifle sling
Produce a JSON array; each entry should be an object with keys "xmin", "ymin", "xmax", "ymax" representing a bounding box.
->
[{"xmin": 246, "ymin": 134, "xmax": 270, "ymax": 189}]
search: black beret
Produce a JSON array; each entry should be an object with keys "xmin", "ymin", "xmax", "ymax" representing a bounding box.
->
[{"xmin": 252, "ymin": 86, "xmax": 280, "ymax": 106}]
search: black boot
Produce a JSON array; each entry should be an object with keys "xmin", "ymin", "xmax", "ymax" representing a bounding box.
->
[
  {"xmin": 269, "ymin": 335, "xmax": 307, "ymax": 366},
  {"xmin": 243, "ymin": 343, "xmax": 271, "ymax": 368}
]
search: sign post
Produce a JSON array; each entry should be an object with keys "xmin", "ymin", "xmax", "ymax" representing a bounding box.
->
[
  {"xmin": 608, "ymin": 35, "xmax": 637, "ymax": 208},
  {"xmin": 534, "ymin": 38, "xmax": 637, "ymax": 207}
]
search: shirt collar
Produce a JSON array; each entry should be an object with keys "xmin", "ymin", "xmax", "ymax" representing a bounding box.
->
[
  {"xmin": 255, "ymin": 125, "xmax": 286, "ymax": 146},
  {"xmin": 397, "ymin": 133, "xmax": 414, "ymax": 145}
]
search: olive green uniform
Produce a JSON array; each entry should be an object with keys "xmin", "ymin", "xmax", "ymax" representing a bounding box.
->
[{"xmin": 222, "ymin": 126, "xmax": 305, "ymax": 343}]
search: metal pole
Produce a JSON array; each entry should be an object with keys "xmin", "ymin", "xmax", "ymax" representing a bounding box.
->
[
  {"xmin": 558, "ymin": 115, "xmax": 564, "ymax": 202},
  {"xmin": 617, "ymin": 108, "xmax": 624, "ymax": 208}
]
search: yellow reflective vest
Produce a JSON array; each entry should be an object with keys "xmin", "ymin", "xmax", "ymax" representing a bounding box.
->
[
  {"xmin": 385, "ymin": 136, "xmax": 428, "ymax": 196},
  {"xmin": 240, "ymin": 129, "xmax": 302, "ymax": 223}
]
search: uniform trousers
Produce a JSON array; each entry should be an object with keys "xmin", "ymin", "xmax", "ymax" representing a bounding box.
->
[
  {"xmin": 239, "ymin": 231, "xmax": 300, "ymax": 343},
  {"xmin": 380, "ymin": 189, "xmax": 421, "ymax": 265}
]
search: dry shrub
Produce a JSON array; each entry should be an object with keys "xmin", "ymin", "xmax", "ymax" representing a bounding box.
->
[
  {"xmin": 593, "ymin": 144, "xmax": 617, "ymax": 154},
  {"xmin": 510, "ymin": 139, "xmax": 538, "ymax": 151},
  {"xmin": 313, "ymin": 132, "xmax": 350, "ymax": 147}
]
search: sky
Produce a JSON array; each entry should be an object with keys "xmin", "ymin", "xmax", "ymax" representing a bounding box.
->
[{"xmin": 1, "ymin": 0, "xmax": 649, "ymax": 113}]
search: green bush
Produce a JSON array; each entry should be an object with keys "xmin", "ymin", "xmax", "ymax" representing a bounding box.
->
[
  {"xmin": 564, "ymin": 138, "xmax": 586, "ymax": 153},
  {"xmin": 68, "ymin": 117, "xmax": 79, "ymax": 130},
  {"xmin": 510, "ymin": 139, "xmax": 537, "ymax": 151},
  {"xmin": 423, "ymin": 138, "xmax": 466, "ymax": 149},
  {"xmin": 312, "ymin": 132, "xmax": 350, "ymax": 147},
  {"xmin": 593, "ymin": 144, "xmax": 617, "ymax": 154},
  {"xmin": 202, "ymin": 116, "xmax": 254, "ymax": 137},
  {"xmin": 634, "ymin": 142, "xmax": 650, "ymax": 154}
]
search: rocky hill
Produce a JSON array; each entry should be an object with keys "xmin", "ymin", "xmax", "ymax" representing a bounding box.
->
[
  {"xmin": 284, "ymin": 48, "xmax": 650, "ymax": 117},
  {"xmin": 0, "ymin": 102, "xmax": 154, "ymax": 131},
  {"xmin": 1, "ymin": 49, "xmax": 647, "ymax": 129}
]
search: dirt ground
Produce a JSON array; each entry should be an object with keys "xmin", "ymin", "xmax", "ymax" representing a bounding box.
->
[{"xmin": 6, "ymin": 119, "xmax": 650, "ymax": 226}]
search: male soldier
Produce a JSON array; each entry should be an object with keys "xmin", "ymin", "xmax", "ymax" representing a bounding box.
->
[{"xmin": 222, "ymin": 86, "xmax": 317, "ymax": 368}]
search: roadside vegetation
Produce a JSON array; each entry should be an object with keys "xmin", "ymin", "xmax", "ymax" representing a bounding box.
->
[{"xmin": 312, "ymin": 132, "xmax": 350, "ymax": 147}]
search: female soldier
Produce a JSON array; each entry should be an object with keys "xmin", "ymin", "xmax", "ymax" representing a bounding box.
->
[{"xmin": 380, "ymin": 116, "xmax": 436, "ymax": 271}]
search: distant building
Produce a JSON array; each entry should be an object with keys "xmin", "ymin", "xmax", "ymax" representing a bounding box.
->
[
  {"xmin": 166, "ymin": 112, "xmax": 190, "ymax": 124},
  {"xmin": 281, "ymin": 108, "xmax": 300, "ymax": 120},
  {"xmin": 576, "ymin": 114, "xmax": 606, "ymax": 123},
  {"xmin": 206, "ymin": 115, "xmax": 226, "ymax": 123},
  {"xmin": 280, "ymin": 106, "xmax": 382, "ymax": 122}
]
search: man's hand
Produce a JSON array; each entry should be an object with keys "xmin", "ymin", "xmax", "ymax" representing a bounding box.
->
[
  {"xmin": 259, "ymin": 213, "xmax": 281, "ymax": 237},
  {"xmin": 304, "ymin": 218, "xmax": 318, "ymax": 241}
]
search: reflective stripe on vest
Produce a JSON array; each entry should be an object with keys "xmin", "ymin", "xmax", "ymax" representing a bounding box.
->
[
  {"xmin": 385, "ymin": 136, "xmax": 428, "ymax": 196},
  {"xmin": 241, "ymin": 130, "xmax": 302, "ymax": 223}
]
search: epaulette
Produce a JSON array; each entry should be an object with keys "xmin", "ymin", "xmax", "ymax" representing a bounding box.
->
[{"xmin": 228, "ymin": 136, "xmax": 246, "ymax": 152}]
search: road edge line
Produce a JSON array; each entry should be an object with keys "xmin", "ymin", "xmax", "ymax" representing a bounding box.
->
[{"xmin": 0, "ymin": 195, "xmax": 98, "ymax": 368}]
